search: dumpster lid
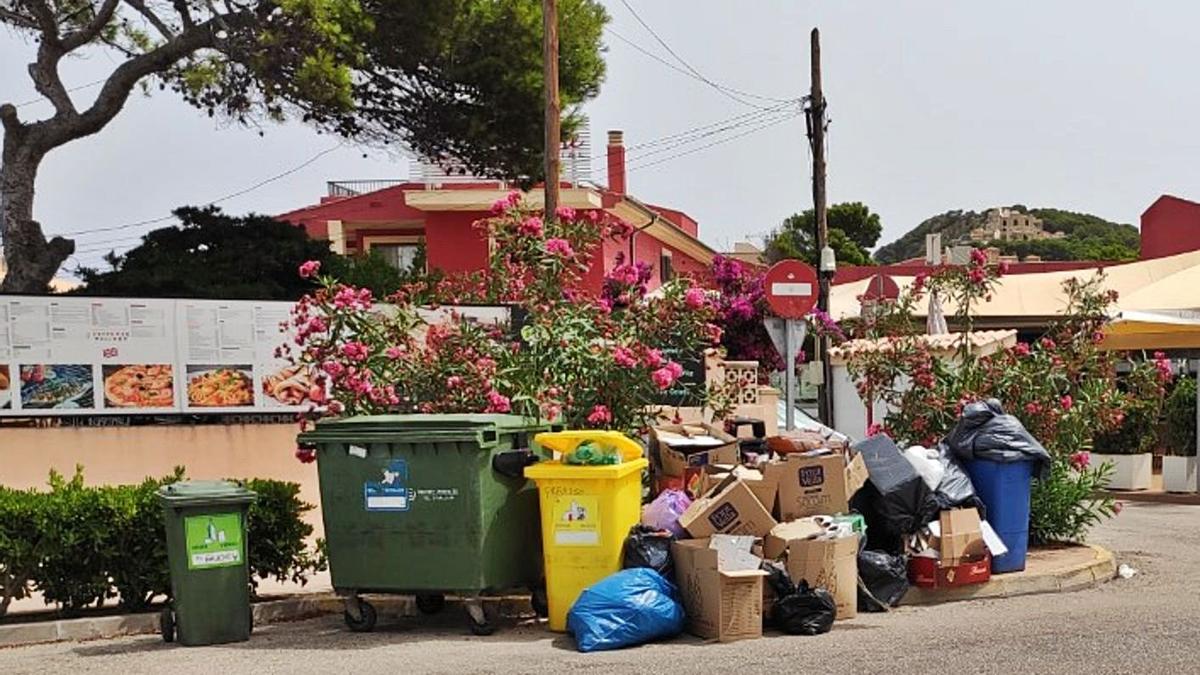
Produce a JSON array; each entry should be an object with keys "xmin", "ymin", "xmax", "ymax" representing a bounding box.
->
[
  {"xmin": 308, "ymin": 413, "xmax": 539, "ymax": 432},
  {"xmin": 157, "ymin": 480, "xmax": 256, "ymax": 506}
]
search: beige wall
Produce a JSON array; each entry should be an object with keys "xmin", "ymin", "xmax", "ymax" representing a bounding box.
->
[{"xmin": 1, "ymin": 424, "xmax": 322, "ymax": 535}]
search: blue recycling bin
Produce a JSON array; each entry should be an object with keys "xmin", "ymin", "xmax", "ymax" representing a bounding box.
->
[{"xmin": 965, "ymin": 459, "xmax": 1035, "ymax": 573}]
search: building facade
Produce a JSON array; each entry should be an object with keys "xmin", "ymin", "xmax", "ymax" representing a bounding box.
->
[
  {"xmin": 277, "ymin": 130, "xmax": 716, "ymax": 295},
  {"xmin": 1141, "ymin": 195, "xmax": 1200, "ymax": 260},
  {"xmin": 969, "ymin": 207, "xmax": 1065, "ymax": 243}
]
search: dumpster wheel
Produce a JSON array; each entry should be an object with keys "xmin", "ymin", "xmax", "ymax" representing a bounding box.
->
[
  {"xmin": 344, "ymin": 599, "xmax": 378, "ymax": 632},
  {"xmin": 159, "ymin": 607, "xmax": 176, "ymax": 643},
  {"xmin": 464, "ymin": 599, "xmax": 495, "ymax": 636},
  {"xmin": 415, "ymin": 593, "xmax": 446, "ymax": 615}
]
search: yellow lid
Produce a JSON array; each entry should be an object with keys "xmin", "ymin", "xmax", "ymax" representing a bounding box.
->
[
  {"xmin": 533, "ymin": 430, "xmax": 645, "ymax": 462},
  {"xmin": 525, "ymin": 457, "xmax": 648, "ymax": 480}
]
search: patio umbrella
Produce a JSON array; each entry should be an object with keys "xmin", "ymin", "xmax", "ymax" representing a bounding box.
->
[{"xmin": 927, "ymin": 290, "xmax": 949, "ymax": 335}]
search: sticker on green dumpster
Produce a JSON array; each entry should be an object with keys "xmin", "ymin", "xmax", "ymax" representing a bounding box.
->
[
  {"xmin": 184, "ymin": 513, "xmax": 243, "ymax": 570},
  {"xmin": 551, "ymin": 495, "xmax": 600, "ymax": 546}
]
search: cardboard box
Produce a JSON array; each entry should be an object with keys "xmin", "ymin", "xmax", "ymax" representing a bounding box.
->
[
  {"xmin": 786, "ymin": 535, "xmax": 860, "ymax": 621},
  {"xmin": 651, "ymin": 424, "xmax": 739, "ymax": 478},
  {"xmin": 939, "ymin": 508, "xmax": 987, "ymax": 566},
  {"xmin": 762, "ymin": 517, "xmax": 827, "ymax": 561},
  {"xmin": 698, "ymin": 464, "xmax": 778, "ymax": 513},
  {"xmin": 909, "ymin": 552, "xmax": 992, "ymax": 588},
  {"xmin": 679, "ymin": 475, "xmax": 778, "ymax": 539},
  {"xmin": 672, "ymin": 538, "xmax": 768, "ymax": 642},
  {"xmin": 765, "ymin": 451, "xmax": 869, "ymax": 521}
]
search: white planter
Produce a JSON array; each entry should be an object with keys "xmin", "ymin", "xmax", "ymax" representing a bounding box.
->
[
  {"xmin": 1094, "ymin": 453, "xmax": 1153, "ymax": 491},
  {"xmin": 1163, "ymin": 456, "xmax": 1199, "ymax": 493}
]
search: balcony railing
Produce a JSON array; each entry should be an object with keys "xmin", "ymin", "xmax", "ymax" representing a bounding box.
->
[{"xmin": 326, "ymin": 180, "xmax": 406, "ymax": 198}]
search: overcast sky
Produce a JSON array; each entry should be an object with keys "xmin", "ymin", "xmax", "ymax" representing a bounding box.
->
[{"xmin": 3, "ymin": 1, "xmax": 1200, "ymax": 273}]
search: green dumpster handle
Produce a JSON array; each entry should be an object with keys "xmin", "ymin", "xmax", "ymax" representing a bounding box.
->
[{"xmin": 298, "ymin": 428, "xmax": 504, "ymax": 450}]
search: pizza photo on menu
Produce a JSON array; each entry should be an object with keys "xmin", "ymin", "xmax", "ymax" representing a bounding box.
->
[
  {"xmin": 0, "ymin": 365, "xmax": 10, "ymax": 409},
  {"xmin": 102, "ymin": 364, "xmax": 175, "ymax": 409},
  {"xmin": 186, "ymin": 365, "xmax": 254, "ymax": 408}
]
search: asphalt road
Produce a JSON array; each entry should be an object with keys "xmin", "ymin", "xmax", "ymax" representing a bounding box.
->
[{"xmin": 3, "ymin": 502, "xmax": 1198, "ymax": 675}]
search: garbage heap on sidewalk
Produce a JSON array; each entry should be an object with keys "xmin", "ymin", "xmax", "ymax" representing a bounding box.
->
[{"xmin": 561, "ymin": 399, "xmax": 1050, "ymax": 652}]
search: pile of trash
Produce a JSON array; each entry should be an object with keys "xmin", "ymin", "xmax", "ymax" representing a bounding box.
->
[{"xmin": 564, "ymin": 400, "xmax": 1045, "ymax": 652}]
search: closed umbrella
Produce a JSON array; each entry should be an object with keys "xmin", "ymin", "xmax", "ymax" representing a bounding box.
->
[{"xmin": 927, "ymin": 290, "xmax": 949, "ymax": 335}]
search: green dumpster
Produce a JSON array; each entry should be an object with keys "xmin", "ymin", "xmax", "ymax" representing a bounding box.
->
[
  {"xmin": 297, "ymin": 414, "xmax": 553, "ymax": 635},
  {"xmin": 157, "ymin": 480, "xmax": 257, "ymax": 646}
]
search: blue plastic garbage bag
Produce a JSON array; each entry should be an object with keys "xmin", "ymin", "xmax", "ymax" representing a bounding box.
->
[{"xmin": 566, "ymin": 568, "xmax": 685, "ymax": 652}]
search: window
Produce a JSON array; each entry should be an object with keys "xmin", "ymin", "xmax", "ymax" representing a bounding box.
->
[
  {"xmin": 660, "ymin": 251, "xmax": 674, "ymax": 283},
  {"xmin": 372, "ymin": 243, "xmax": 423, "ymax": 273}
]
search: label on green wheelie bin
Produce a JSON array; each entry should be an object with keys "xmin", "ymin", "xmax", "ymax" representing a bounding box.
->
[{"xmin": 184, "ymin": 513, "xmax": 244, "ymax": 570}]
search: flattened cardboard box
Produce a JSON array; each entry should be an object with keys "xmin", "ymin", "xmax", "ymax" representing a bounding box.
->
[
  {"xmin": 672, "ymin": 538, "xmax": 768, "ymax": 642},
  {"xmin": 786, "ymin": 534, "xmax": 859, "ymax": 621},
  {"xmin": 698, "ymin": 464, "xmax": 778, "ymax": 513},
  {"xmin": 650, "ymin": 423, "xmax": 739, "ymax": 478},
  {"xmin": 766, "ymin": 452, "xmax": 868, "ymax": 521},
  {"xmin": 679, "ymin": 475, "xmax": 778, "ymax": 539}
]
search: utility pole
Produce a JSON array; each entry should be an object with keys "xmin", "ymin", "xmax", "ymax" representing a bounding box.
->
[
  {"xmin": 543, "ymin": 0, "xmax": 561, "ymax": 217},
  {"xmin": 807, "ymin": 27, "xmax": 835, "ymax": 427}
]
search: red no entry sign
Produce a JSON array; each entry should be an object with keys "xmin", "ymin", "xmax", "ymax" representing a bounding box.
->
[{"xmin": 764, "ymin": 260, "xmax": 819, "ymax": 319}]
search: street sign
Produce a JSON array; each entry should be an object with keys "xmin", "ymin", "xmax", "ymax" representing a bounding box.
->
[
  {"xmin": 763, "ymin": 317, "xmax": 808, "ymax": 431},
  {"xmin": 764, "ymin": 260, "xmax": 819, "ymax": 319}
]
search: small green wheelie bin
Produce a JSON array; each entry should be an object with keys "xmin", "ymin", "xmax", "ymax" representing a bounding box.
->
[
  {"xmin": 157, "ymin": 480, "xmax": 257, "ymax": 646},
  {"xmin": 297, "ymin": 414, "xmax": 553, "ymax": 635}
]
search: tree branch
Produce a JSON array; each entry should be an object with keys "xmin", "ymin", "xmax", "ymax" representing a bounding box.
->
[
  {"xmin": 62, "ymin": 0, "xmax": 124, "ymax": 51},
  {"xmin": 23, "ymin": 0, "xmax": 60, "ymax": 40},
  {"xmin": 125, "ymin": 0, "xmax": 177, "ymax": 41},
  {"xmin": 170, "ymin": 0, "xmax": 195, "ymax": 29},
  {"xmin": 0, "ymin": 6, "xmax": 38, "ymax": 29},
  {"xmin": 29, "ymin": 42, "xmax": 76, "ymax": 117}
]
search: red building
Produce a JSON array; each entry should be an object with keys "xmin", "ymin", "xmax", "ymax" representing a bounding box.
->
[
  {"xmin": 278, "ymin": 130, "xmax": 716, "ymax": 295},
  {"xmin": 1140, "ymin": 194, "xmax": 1200, "ymax": 260}
]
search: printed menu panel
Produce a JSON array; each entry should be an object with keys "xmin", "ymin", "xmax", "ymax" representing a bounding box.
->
[{"xmin": 0, "ymin": 296, "xmax": 306, "ymax": 416}]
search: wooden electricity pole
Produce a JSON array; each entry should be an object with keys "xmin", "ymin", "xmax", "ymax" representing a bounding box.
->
[
  {"xmin": 543, "ymin": 0, "xmax": 561, "ymax": 217},
  {"xmin": 808, "ymin": 27, "xmax": 834, "ymax": 427}
]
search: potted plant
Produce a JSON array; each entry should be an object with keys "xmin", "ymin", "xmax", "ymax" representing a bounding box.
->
[
  {"xmin": 1091, "ymin": 401, "xmax": 1157, "ymax": 491},
  {"xmin": 1163, "ymin": 377, "xmax": 1197, "ymax": 493}
]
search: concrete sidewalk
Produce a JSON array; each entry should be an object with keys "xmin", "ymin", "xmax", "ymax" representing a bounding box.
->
[{"xmin": 902, "ymin": 544, "xmax": 1115, "ymax": 605}]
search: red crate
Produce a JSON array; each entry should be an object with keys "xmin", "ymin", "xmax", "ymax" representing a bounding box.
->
[{"xmin": 909, "ymin": 553, "xmax": 992, "ymax": 588}]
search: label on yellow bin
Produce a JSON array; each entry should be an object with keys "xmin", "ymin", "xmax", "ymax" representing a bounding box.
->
[
  {"xmin": 551, "ymin": 495, "xmax": 601, "ymax": 546},
  {"xmin": 184, "ymin": 513, "xmax": 243, "ymax": 570}
]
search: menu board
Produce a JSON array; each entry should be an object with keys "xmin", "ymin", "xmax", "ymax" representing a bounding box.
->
[{"xmin": 0, "ymin": 296, "xmax": 306, "ymax": 417}]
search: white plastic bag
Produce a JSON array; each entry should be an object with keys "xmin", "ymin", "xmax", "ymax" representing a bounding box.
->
[{"xmin": 903, "ymin": 445, "xmax": 945, "ymax": 491}]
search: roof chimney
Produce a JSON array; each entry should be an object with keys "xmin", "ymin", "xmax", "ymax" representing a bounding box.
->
[{"xmin": 606, "ymin": 129, "xmax": 626, "ymax": 194}]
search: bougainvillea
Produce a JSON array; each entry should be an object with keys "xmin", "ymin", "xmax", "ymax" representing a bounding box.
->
[{"xmin": 285, "ymin": 193, "xmax": 719, "ymax": 438}]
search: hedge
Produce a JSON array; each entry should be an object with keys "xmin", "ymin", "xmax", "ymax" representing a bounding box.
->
[{"xmin": 0, "ymin": 467, "xmax": 324, "ymax": 617}]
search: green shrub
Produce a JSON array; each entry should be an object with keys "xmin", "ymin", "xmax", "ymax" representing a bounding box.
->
[
  {"xmin": 1030, "ymin": 457, "xmax": 1117, "ymax": 545},
  {"xmin": 1165, "ymin": 377, "xmax": 1197, "ymax": 456},
  {"xmin": 0, "ymin": 468, "xmax": 322, "ymax": 616},
  {"xmin": 105, "ymin": 468, "xmax": 185, "ymax": 610},
  {"xmin": 36, "ymin": 468, "xmax": 118, "ymax": 615},
  {"xmin": 0, "ymin": 487, "xmax": 45, "ymax": 616},
  {"xmin": 240, "ymin": 478, "xmax": 326, "ymax": 591}
]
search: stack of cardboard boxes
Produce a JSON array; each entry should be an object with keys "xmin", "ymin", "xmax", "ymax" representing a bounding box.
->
[{"xmin": 651, "ymin": 426, "xmax": 872, "ymax": 642}]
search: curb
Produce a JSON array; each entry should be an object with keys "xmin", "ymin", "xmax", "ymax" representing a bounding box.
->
[
  {"xmin": 0, "ymin": 594, "xmax": 415, "ymax": 649},
  {"xmin": 901, "ymin": 545, "xmax": 1116, "ymax": 606}
]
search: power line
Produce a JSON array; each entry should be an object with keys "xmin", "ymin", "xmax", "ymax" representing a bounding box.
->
[
  {"xmin": 60, "ymin": 145, "xmax": 341, "ymax": 237},
  {"xmin": 604, "ymin": 26, "xmax": 794, "ymax": 109},
  {"xmin": 590, "ymin": 101, "xmax": 798, "ymax": 164},
  {"xmin": 14, "ymin": 78, "xmax": 108, "ymax": 108},
  {"xmin": 625, "ymin": 110, "xmax": 800, "ymax": 174}
]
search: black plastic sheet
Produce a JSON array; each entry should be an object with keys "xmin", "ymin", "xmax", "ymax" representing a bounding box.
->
[{"xmin": 943, "ymin": 399, "xmax": 1052, "ymax": 479}]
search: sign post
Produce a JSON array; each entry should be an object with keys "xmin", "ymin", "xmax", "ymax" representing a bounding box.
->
[{"xmin": 763, "ymin": 261, "xmax": 819, "ymax": 431}]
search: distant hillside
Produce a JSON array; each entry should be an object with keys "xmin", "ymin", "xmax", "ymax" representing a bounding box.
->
[{"xmin": 873, "ymin": 205, "xmax": 1140, "ymax": 263}]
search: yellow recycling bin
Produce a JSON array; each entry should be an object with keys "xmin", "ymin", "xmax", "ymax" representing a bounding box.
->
[{"xmin": 525, "ymin": 431, "xmax": 648, "ymax": 632}]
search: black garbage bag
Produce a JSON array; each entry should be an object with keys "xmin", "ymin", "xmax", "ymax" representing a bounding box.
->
[
  {"xmin": 853, "ymin": 434, "xmax": 940, "ymax": 537},
  {"xmin": 857, "ymin": 549, "xmax": 909, "ymax": 612},
  {"xmin": 773, "ymin": 581, "xmax": 837, "ymax": 635},
  {"xmin": 943, "ymin": 399, "xmax": 1052, "ymax": 479},
  {"xmin": 932, "ymin": 442, "xmax": 985, "ymax": 515},
  {"xmin": 621, "ymin": 525, "xmax": 674, "ymax": 578},
  {"xmin": 849, "ymin": 483, "xmax": 904, "ymax": 554}
]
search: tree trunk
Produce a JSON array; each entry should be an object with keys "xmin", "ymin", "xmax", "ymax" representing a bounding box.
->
[{"xmin": 0, "ymin": 123, "xmax": 73, "ymax": 293}]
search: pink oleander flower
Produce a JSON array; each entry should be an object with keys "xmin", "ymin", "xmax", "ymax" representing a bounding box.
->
[
  {"xmin": 554, "ymin": 206, "xmax": 577, "ymax": 221},
  {"xmin": 1069, "ymin": 451, "xmax": 1090, "ymax": 471},
  {"xmin": 447, "ymin": 375, "xmax": 463, "ymax": 388},
  {"xmin": 294, "ymin": 446, "xmax": 316, "ymax": 464},
  {"xmin": 1061, "ymin": 395, "xmax": 1073, "ymax": 411},
  {"xmin": 666, "ymin": 361, "xmax": 684, "ymax": 379},
  {"xmin": 586, "ymin": 405, "xmax": 613, "ymax": 425},
  {"xmin": 298, "ymin": 260, "xmax": 321, "ymax": 279},
  {"xmin": 518, "ymin": 216, "xmax": 544, "ymax": 237},
  {"xmin": 385, "ymin": 346, "xmax": 404, "ymax": 359},
  {"xmin": 341, "ymin": 341, "xmax": 369, "ymax": 361},
  {"xmin": 643, "ymin": 348, "xmax": 664, "ymax": 369},
  {"xmin": 1014, "ymin": 342, "xmax": 1031, "ymax": 357},
  {"xmin": 866, "ymin": 423, "xmax": 886, "ymax": 437},
  {"xmin": 970, "ymin": 248, "xmax": 987, "ymax": 265},
  {"xmin": 651, "ymin": 367, "xmax": 677, "ymax": 390},
  {"xmin": 321, "ymin": 361, "xmax": 346, "ymax": 378},
  {"xmin": 545, "ymin": 238, "xmax": 574, "ymax": 258},
  {"xmin": 612, "ymin": 346, "xmax": 638, "ymax": 368},
  {"xmin": 485, "ymin": 389, "xmax": 511, "ymax": 413},
  {"xmin": 685, "ymin": 287, "xmax": 707, "ymax": 309}
]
